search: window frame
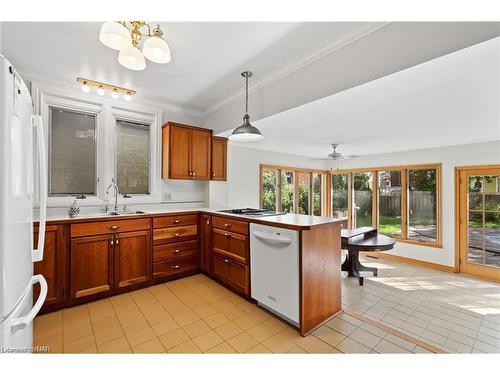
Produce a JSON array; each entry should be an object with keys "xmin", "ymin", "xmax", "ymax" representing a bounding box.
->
[
  {"xmin": 259, "ymin": 164, "xmax": 328, "ymax": 216},
  {"xmin": 329, "ymin": 163, "xmax": 442, "ymax": 248}
]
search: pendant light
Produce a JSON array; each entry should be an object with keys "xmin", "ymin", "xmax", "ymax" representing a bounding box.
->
[{"xmin": 229, "ymin": 71, "xmax": 264, "ymax": 142}]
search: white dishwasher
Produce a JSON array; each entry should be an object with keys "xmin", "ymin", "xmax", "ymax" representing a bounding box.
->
[{"xmin": 250, "ymin": 223, "xmax": 300, "ymax": 327}]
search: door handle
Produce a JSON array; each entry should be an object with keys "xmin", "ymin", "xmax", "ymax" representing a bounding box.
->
[
  {"xmin": 108, "ymin": 225, "xmax": 120, "ymax": 231},
  {"xmin": 32, "ymin": 115, "xmax": 47, "ymax": 262},
  {"xmin": 171, "ymin": 265, "xmax": 180, "ymax": 269},
  {"xmin": 10, "ymin": 274, "xmax": 48, "ymax": 332},
  {"xmin": 224, "ymin": 259, "xmax": 231, "ymax": 264},
  {"xmin": 173, "ymin": 219, "xmax": 181, "ymax": 224}
]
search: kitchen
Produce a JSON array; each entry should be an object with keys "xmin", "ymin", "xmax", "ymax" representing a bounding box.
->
[{"xmin": 1, "ymin": 3, "xmax": 500, "ymax": 372}]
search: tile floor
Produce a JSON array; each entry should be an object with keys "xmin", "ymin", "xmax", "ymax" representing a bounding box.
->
[
  {"xmin": 33, "ymin": 255, "xmax": 500, "ymax": 354},
  {"xmin": 342, "ymin": 254, "xmax": 500, "ymax": 353}
]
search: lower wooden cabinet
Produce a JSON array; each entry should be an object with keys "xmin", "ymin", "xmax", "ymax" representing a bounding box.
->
[
  {"xmin": 34, "ymin": 225, "xmax": 66, "ymax": 307},
  {"xmin": 70, "ymin": 234, "xmax": 114, "ymax": 299},
  {"xmin": 153, "ymin": 256, "xmax": 199, "ymax": 279},
  {"xmin": 200, "ymin": 214, "xmax": 212, "ymax": 274},
  {"xmin": 213, "ymin": 254, "xmax": 249, "ymax": 295},
  {"xmin": 115, "ymin": 230, "xmax": 151, "ymax": 288}
]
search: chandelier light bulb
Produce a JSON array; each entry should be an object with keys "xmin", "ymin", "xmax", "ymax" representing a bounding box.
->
[
  {"xmin": 118, "ymin": 46, "xmax": 146, "ymax": 71},
  {"xmin": 99, "ymin": 21, "xmax": 131, "ymax": 50},
  {"xmin": 81, "ymin": 82, "xmax": 90, "ymax": 93},
  {"xmin": 111, "ymin": 89, "xmax": 119, "ymax": 99},
  {"xmin": 97, "ymin": 85, "xmax": 105, "ymax": 96},
  {"xmin": 124, "ymin": 92, "xmax": 132, "ymax": 102}
]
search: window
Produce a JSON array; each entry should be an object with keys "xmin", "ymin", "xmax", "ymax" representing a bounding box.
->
[
  {"xmin": 331, "ymin": 173, "xmax": 349, "ymax": 219},
  {"xmin": 353, "ymin": 172, "xmax": 374, "ymax": 228},
  {"xmin": 330, "ymin": 164, "xmax": 441, "ymax": 247},
  {"xmin": 407, "ymin": 168, "xmax": 437, "ymax": 242},
  {"xmin": 378, "ymin": 170, "xmax": 402, "ymax": 237},
  {"xmin": 116, "ymin": 120, "xmax": 150, "ymax": 194},
  {"xmin": 260, "ymin": 165, "xmax": 326, "ymax": 216},
  {"xmin": 48, "ymin": 107, "xmax": 96, "ymax": 196}
]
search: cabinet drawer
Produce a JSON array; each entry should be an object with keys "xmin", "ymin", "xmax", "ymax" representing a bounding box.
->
[
  {"xmin": 212, "ymin": 216, "xmax": 248, "ymax": 235},
  {"xmin": 71, "ymin": 218, "xmax": 151, "ymax": 238},
  {"xmin": 153, "ymin": 214, "xmax": 198, "ymax": 229},
  {"xmin": 153, "ymin": 225, "xmax": 198, "ymax": 245},
  {"xmin": 153, "ymin": 256, "xmax": 198, "ymax": 279},
  {"xmin": 212, "ymin": 228, "xmax": 248, "ymax": 264},
  {"xmin": 213, "ymin": 254, "xmax": 249, "ymax": 295},
  {"xmin": 153, "ymin": 240, "xmax": 198, "ymax": 262}
]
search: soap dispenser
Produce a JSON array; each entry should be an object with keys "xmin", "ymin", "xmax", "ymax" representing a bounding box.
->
[{"xmin": 69, "ymin": 198, "xmax": 80, "ymax": 218}]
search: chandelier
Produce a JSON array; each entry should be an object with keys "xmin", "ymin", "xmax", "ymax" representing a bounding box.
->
[{"xmin": 99, "ymin": 21, "xmax": 171, "ymax": 71}]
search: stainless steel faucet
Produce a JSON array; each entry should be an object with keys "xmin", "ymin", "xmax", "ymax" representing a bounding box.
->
[{"xmin": 106, "ymin": 179, "xmax": 119, "ymax": 212}]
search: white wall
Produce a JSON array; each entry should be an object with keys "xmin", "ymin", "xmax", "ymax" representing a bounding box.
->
[
  {"xmin": 207, "ymin": 144, "xmax": 325, "ymax": 208},
  {"xmin": 338, "ymin": 140, "xmax": 500, "ymax": 268}
]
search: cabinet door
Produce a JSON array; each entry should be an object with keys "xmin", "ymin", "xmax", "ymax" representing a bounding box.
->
[
  {"xmin": 191, "ymin": 129, "xmax": 212, "ymax": 180},
  {"xmin": 115, "ymin": 230, "xmax": 152, "ymax": 288},
  {"xmin": 168, "ymin": 125, "xmax": 191, "ymax": 179},
  {"xmin": 70, "ymin": 235, "xmax": 114, "ymax": 299},
  {"xmin": 200, "ymin": 215, "xmax": 212, "ymax": 274},
  {"xmin": 34, "ymin": 225, "xmax": 66, "ymax": 306},
  {"xmin": 213, "ymin": 254, "xmax": 249, "ymax": 295},
  {"xmin": 211, "ymin": 137, "xmax": 227, "ymax": 181}
]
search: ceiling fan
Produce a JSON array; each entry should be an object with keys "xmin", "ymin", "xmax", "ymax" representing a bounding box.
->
[{"xmin": 309, "ymin": 144, "xmax": 358, "ymax": 161}]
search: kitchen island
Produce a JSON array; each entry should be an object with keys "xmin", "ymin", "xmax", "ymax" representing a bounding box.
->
[{"xmin": 35, "ymin": 208, "xmax": 344, "ymax": 336}]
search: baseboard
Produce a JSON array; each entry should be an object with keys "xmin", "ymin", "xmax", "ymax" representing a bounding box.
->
[{"xmin": 367, "ymin": 252, "xmax": 457, "ymax": 273}]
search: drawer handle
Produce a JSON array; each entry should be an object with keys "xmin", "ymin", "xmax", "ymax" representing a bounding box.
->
[
  {"xmin": 108, "ymin": 225, "xmax": 120, "ymax": 231},
  {"xmin": 172, "ymin": 249, "xmax": 181, "ymax": 254},
  {"xmin": 172, "ymin": 219, "xmax": 181, "ymax": 224},
  {"xmin": 224, "ymin": 232, "xmax": 231, "ymax": 238},
  {"xmin": 192, "ymin": 172, "xmax": 196, "ymax": 177},
  {"xmin": 224, "ymin": 259, "xmax": 231, "ymax": 264},
  {"xmin": 224, "ymin": 223, "xmax": 231, "ymax": 227},
  {"xmin": 171, "ymin": 265, "xmax": 180, "ymax": 270},
  {"xmin": 175, "ymin": 233, "xmax": 181, "ymax": 237}
]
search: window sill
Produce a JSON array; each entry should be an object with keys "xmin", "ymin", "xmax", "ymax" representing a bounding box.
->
[{"xmin": 394, "ymin": 238, "xmax": 443, "ymax": 249}]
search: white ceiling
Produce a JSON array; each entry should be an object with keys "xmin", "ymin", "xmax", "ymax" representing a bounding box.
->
[
  {"xmin": 221, "ymin": 37, "xmax": 500, "ymax": 158},
  {"xmin": 1, "ymin": 21, "xmax": 383, "ymax": 113}
]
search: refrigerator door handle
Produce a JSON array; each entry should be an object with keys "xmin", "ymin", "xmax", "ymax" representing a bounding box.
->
[
  {"xmin": 10, "ymin": 274, "xmax": 48, "ymax": 332},
  {"xmin": 31, "ymin": 115, "xmax": 47, "ymax": 262}
]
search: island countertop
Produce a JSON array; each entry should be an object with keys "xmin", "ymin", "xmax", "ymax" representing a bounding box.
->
[{"xmin": 36, "ymin": 207, "xmax": 346, "ymax": 230}]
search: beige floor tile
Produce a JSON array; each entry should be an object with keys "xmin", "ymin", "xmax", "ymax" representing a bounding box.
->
[
  {"xmin": 247, "ymin": 320, "xmax": 285, "ymax": 342},
  {"xmin": 92, "ymin": 315, "xmax": 120, "ymax": 332},
  {"xmin": 211, "ymin": 299, "xmax": 234, "ymax": 312},
  {"xmin": 326, "ymin": 317, "xmax": 357, "ymax": 336},
  {"xmin": 34, "ymin": 331, "xmax": 63, "ymax": 349},
  {"xmin": 110, "ymin": 293, "xmax": 134, "ymax": 307},
  {"xmin": 349, "ymin": 327, "xmax": 383, "ymax": 349},
  {"xmin": 246, "ymin": 344, "xmax": 272, "ymax": 353},
  {"xmin": 120, "ymin": 317, "xmax": 150, "ymax": 334},
  {"xmin": 205, "ymin": 342, "xmax": 237, "ymax": 353},
  {"xmin": 94, "ymin": 325, "xmax": 125, "ymax": 345},
  {"xmin": 222, "ymin": 305, "xmax": 247, "ymax": 320},
  {"xmin": 63, "ymin": 335, "xmax": 97, "ymax": 353},
  {"xmin": 312, "ymin": 325, "xmax": 346, "ymax": 347},
  {"xmin": 132, "ymin": 337, "xmax": 166, "ymax": 353},
  {"xmin": 63, "ymin": 321, "xmax": 93, "ymax": 342},
  {"xmin": 193, "ymin": 304, "xmax": 218, "ymax": 319},
  {"xmin": 174, "ymin": 310, "xmax": 200, "ymax": 327},
  {"xmin": 151, "ymin": 318, "xmax": 180, "ymax": 336},
  {"xmin": 183, "ymin": 320, "xmax": 212, "ymax": 338},
  {"xmin": 159, "ymin": 296, "xmax": 184, "ymax": 310},
  {"xmin": 285, "ymin": 345, "xmax": 307, "ymax": 353},
  {"xmin": 125, "ymin": 326, "xmax": 156, "ymax": 347},
  {"xmin": 140, "ymin": 304, "xmax": 171, "ymax": 325},
  {"xmin": 384, "ymin": 333, "xmax": 417, "ymax": 352},
  {"xmin": 373, "ymin": 339, "xmax": 411, "ymax": 353},
  {"xmin": 261, "ymin": 328, "xmax": 300, "ymax": 353},
  {"xmin": 294, "ymin": 335, "xmax": 333, "ymax": 353},
  {"xmin": 185, "ymin": 298, "xmax": 209, "ymax": 310},
  {"xmin": 336, "ymin": 337, "xmax": 371, "ymax": 353},
  {"xmin": 192, "ymin": 330, "xmax": 224, "ymax": 352},
  {"xmin": 413, "ymin": 345, "xmax": 433, "ymax": 354},
  {"xmin": 159, "ymin": 328, "xmax": 190, "ymax": 350},
  {"xmin": 98, "ymin": 336, "xmax": 131, "ymax": 353},
  {"xmin": 214, "ymin": 321, "xmax": 244, "ymax": 341},
  {"xmin": 204, "ymin": 312, "xmax": 230, "ymax": 329},
  {"xmin": 233, "ymin": 313, "xmax": 262, "ymax": 330},
  {"xmin": 228, "ymin": 332, "xmax": 260, "ymax": 353},
  {"xmin": 168, "ymin": 340, "xmax": 202, "ymax": 353}
]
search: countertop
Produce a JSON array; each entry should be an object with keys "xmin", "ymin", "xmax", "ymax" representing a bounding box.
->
[{"xmin": 38, "ymin": 207, "xmax": 345, "ymax": 230}]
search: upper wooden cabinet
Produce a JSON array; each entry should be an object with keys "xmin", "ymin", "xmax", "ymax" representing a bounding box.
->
[
  {"xmin": 211, "ymin": 136, "xmax": 227, "ymax": 181},
  {"xmin": 162, "ymin": 122, "xmax": 212, "ymax": 180}
]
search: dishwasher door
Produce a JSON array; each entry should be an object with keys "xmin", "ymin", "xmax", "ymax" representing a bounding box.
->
[{"xmin": 250, "ymin": 223, "xmax": 300, "ymax": 326}]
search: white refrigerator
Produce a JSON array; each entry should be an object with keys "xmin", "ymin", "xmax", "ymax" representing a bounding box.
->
[{"xmin": 0, "ymin": 55, "xmax": 48, "ymax": 352}]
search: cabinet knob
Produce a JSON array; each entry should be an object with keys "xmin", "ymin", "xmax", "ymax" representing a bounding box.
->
[
  {"xmin": 108, "ymin": 225, "xmax": 119, "ymax": 231},
  {"xmin": 212, "ymin": 171, "xmax": 216, "ymax": 177},
  {"xmin": 172, "ymin": 249, "xmax": 181, "ymax": 254},
  {"xmin": 224, "ymin": 259, "xmax": 231, "ymax": 264},
  {"xmin": 192, "ymin": 172, "xmax": 196, "ymax": 177},
  {"xmin": 173, "ymin": 219, "xmax": 181, "ymax": 224},
  {"xmin": 206, "ymin": 219, "xmax": 210, "ymax": 225},
  {"xmin": 175, "ymin": 233, "xmax": 181, "ymax": 237},
  {"xmin": 224, "ymin": 232, "xmax": 231, "ymax": 238},
  {"xmin": 171, "ymin": 265, "xmax": 180, "ymax": 270},
  {"xmin": 224, "ymin": 223, "xmax": 231, "ymax": 227}
]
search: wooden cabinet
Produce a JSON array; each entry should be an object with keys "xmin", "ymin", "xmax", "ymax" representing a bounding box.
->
[
  {"xmin": 211, "ymin": 216, "xmax": 249, "ymax": 296},
  {"xmin": 70, "ymin": 219, "xmax": 152, "ymax": 299},
  {"xmin": 34, "ymin": 225, "xmax": 66, "ymax": 307},
  {"xmin": 70, "ymin": 234, "xmax": 114, "ymax": 299},
  {"xmin": 200, "ymin": 214, "xmax": 212, "ymax": 274},
  {"xmin": 152, "ymin": 214, "xmax": 199, "ymax": 280},
  {"xmin": 211, "ymin": 136, "xmax": 227, "ymax": 181},
  {"xmin": 162, "ymin": 122, "xmax": 212, "ymax": 180},
  {"xmin": 115, "ymin": 230, "xmax": 151, "ymax": 289}
]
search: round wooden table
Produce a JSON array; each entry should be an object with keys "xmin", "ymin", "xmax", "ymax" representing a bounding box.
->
[{"xmin": 341, "ymin": 227, "xmax": 395, "ymax": 286}]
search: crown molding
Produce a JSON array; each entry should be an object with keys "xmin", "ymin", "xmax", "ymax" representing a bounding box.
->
[
  {"xmin": 17, "ymin": 68, "xmax": 204, "ymax": 119},
  {"xmin": 203, "ymin": 22, "xmax": 390, "ymax": 117}
]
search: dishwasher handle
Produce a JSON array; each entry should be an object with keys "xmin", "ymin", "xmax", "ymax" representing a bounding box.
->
[{"xmin": 253, "ymin": 231, "xmax": 292, "ymax": 245}]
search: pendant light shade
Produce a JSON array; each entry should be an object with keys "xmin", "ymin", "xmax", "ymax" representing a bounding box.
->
[
  {"xmin": 229, "ymin": 71, "xmax": 264, "ymax": 142},
  {"xmin": 142, "ymin": 36, "xmax": 171, "ymax": 64},
  {"xmin": 99, "ymin": 21, "xmax": 132, "ymax": 50},
  {"xmin": 118, "ymin": 46, "xmax": 146, "ymax": 71}
]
